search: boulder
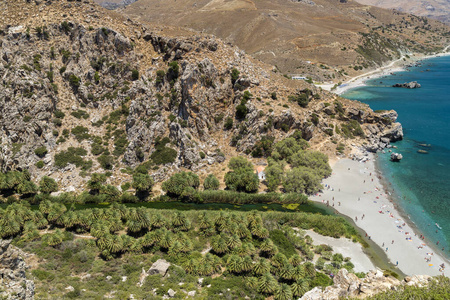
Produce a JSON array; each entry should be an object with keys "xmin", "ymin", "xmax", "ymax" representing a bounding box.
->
[
  {"xmin": 148, "ymin": 259, "xmax": 171, "ymax": 276},
  {"xmin": 390, "ymin": 153, "xmax": 403, "ymax": 161}
]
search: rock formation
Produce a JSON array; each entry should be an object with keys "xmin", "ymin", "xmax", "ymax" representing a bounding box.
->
[
  {"xmin": 301, "ymin": 268, "xmax": 432, "ymax": 299},
  {"xmin": 390, "ymin": 153, "xmax": 403, "ymax": 161},
  {"xmin": 0, "ymin": 240, "xmax": 35, "ymax": 300},
  {"xmin": 393, "ymin": 81, "xmax": 421, "ymax": 88}
]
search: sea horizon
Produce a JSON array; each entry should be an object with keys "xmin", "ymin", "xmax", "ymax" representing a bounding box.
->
[{"xmin": 342, "ymin": 55, "xmax": 450, "ymax": 261}]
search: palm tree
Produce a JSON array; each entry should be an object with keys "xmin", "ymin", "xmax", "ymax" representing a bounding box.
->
[
  {"xmin": 278, "ymin": 264, "xmax": 294, "ymax": 282},
  {"xmin": 236, "ymin": 223, "xmax": 251, "ymax": 239},
  {"xmin": 126, "ymin": 219, "xmax": 144, "ymax": 234},
  {"xmin": 291, "ymin": 265, "xmax": 305, "ymax": 282},
  {"xmin": 168, "ymin": 241, "xmax": 183, "ymax": 258},
  {"xmin": 245, "ymin": 277, "xmax": 259, "ymax": 289},
  {"xmin": 274, "ymin": 283, "xmax": 293, "ymax": 300},
  {"xmin": 130, "ymin": 238, "xmax": 144, "ymax": 253},
  {"xmin": 107, "ymin": 234, "xmax": 123, "ymax": 254},
  {"xmin": 108, "ymin": 218, "xmax": 123, "ymax": 233},
  {"xmin": 183, "ymin": 258, "xmax": 199, "ymax": 275},
  {"xmin": 253, "ymin": 257, "xmax": 271, "ymax": 276},
  {"xmin": 226, "ymin": 255, "xmax": 242, "ymax": 274},
  {"xmin": 211, "ymin": 235, "xmax": 228, "ymax": 254},
  {"xmin": 240, "ymin": 255, "xmax": 253, "ymax": 273},
  {"xmin": 159, "ymin": 231, "xmax": 173, "ymax": 249},
  {"xmin": 47, "ymin": 203, "xmax": 67, "ymax": 223},
  {"xmin": 142, "ymin": 231, "xmax": 156, "ymax": 247},
  {"xmin": 271, "ymin": 253, "xmax": 288, "ymax": 269},
  {"xmin": 45, "ymin": 229, "xmax": 64, "ymax": 247},
  {"xmin": 258, "ymin": 272, "xmax": 278, "ymax": 295},
  {"xmin": 0, "ymin": 216, "xmax": 21, "ymax": 238},
  {"xmin": 227, "ymin": 234, "xmax": 242, "ymax": 250},
  {"xmin": 289, "ymin": 254, "xmax": 303, "ymax": 267},
  {"xmin": 291, "ymin": 279, "xmax": 309, "ymax": 298},
  {"xmin": 151, "ymin": 212, "xmax": 166, "ymax": 229},
  {"xmin": 304, "ymin": 262, "xmax": 316, "ymax": 279},
  {"xmin": 172, "ymin": 211, "xmax": 187, "ymax": 227},
  {"xmin": 39, "ymin": 199, "xmax": 52, "ymax": 214},
  {"xmin": 198, "ymin": 212, "xmax": 211, "ymax": 230}
]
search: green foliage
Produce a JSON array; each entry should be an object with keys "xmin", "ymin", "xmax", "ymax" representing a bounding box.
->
[
  {"xmin": 68, "ymin": 74, "xmax": 81, "ymax": 89},
  {"xmin": 252, "ymin": 136, "xmax": 274, "ymax": 157},
  {"xmin": 224, "ymin": 117, "xmax": 233, "ymax": 130},
  {"xmin": 203, "ymin": 174, "xmax": 220, "ymax": 191},
  {"xmin": 162, "ymin": 172, "xmax": 200, "ymax": 198},
  {"xmin": 288, "ymin": 89, "xmax": 313, "ymax": 108},
  {"xmin": 71, "ymin": 126, "xmax": 90, "ymax": 141},
  {"xmin": 87, "ymin": 173, "xmax": 106, "ymax": 194},
  {"xmin": 231, "ymin": 68, "xmax": 240, "ymax": 84},
  {"xmin": 54, "ymin": 147, "xmax": 91, "ymax": 170},
  {"xmin": 97, "ymin": 155, "xmax": 114, "ymax": 170},
  {"xmin": 265, "ymin": 159, "xmax": 285, "ymax": 192},
  {"xmin": 71, "ymin": 109, "xmax": 89, "ymax": 119},
  {"xmin": 131, "ymin": 69, "xmax": 139, "ymax": 81},
  {"xmin": 34, "ymin": 146, "xmax": 48, "ymax": 158},
  {"xmin": 340, "ymin": 120, "xmax": 365, "ymax": 138},
  {"xmin": 36, "ymin": 160, "xmax": 45, "ymax": 169},
  {"xmin": 155, "ymin": 70, "xmax": 165, "ymax": 85},
  {"xmin": 225, "ymin": 157, "xmax": 259, "ymax": 193},
  {"xmin": 235, "ymin": 91, "xmax": 252, "ymax": 119},
  {"xmin": 39, "ymin": 176, "xmax": 58, "ymax": 194},
  {"xmin": 132, "ymin": 173, "xmax": 154, "ymax": 199},
  {"xmin": 33, "ymin": 54, "xmax": 41, "ymax": 71},
  {"xmin": 167, "ymin": 61, "xmax": 179, "ymax": 81},
  {"xmin": 150, "ymin": 137, "xmax": 177, "ymax": 165},
  {"xmin": 60, "ymin": 21, "xmax": 71, "ymax": 34}
]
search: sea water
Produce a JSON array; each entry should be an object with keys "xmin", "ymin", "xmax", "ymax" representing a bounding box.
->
[{"xmin": 342, "ymin": 55, "xmax": 450, "ymax": 260}]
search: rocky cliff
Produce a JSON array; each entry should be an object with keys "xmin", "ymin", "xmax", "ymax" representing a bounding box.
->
[
  {"xmin": 0, "ymin": 0, "xmax": 401, "ymax": 193},
  {"xmin": 301, "ymin": 268, "xmax": 432, "ymax": 299},
  {"xmin": 0, "ymin": 240, "xmax": 35, "ymax": 300}
]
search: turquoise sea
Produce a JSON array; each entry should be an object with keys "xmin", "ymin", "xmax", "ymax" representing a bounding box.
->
[{"xmin": 342, "ymin": 55, "xmax": 450, "ymax": 260}]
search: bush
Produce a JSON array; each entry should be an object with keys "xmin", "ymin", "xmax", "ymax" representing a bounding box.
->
[
  {"xmin": 71, "ymin": 126, "xmax": 90, "ymax": 141},
  {"xmin": 68, "ymin": 74, "xmax": 81, "ymax": 89},
  {"xmin": 156, "ymin": 70, "xmax": 165, "ymax": 85},
  {"xmin": 150, "ymin": 137, "xmax": 177, "ymax": 165},
  {"xmin": 224, "ymin": 117, "xmax": 233, "ymax": 130},
  {"xmin": 54, "ymin": 110, "xmax": 65, "ymax": 119},
  {"xmin": 36, "ymin": 160, "xmax": 45, "ymax": 169},
  {"xmin": 231, "ymin": 68, "xmax": 239, "ymax": 84},
  {"xmin": 71, "ymin": 109, "xmax": 89, "ymax": 119},
  {"xmin": 55, "ymin": 147, "xmax": 91, "ymax": 170},
  {"xmin": 131, "ymin": 69, "xmax": 139, "ymax": 81},
  {"xmin": 34, "ymin": 146, "xmax": 48, "ymax": 157},
  {"xmin": 97, "ymin": 155, "xmax": 114, "ymax": 170}
]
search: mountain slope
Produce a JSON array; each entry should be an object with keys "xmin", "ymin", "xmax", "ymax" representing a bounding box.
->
[
  {"xmin": 0, "ymin": 0, "xmax": 401, "ymax": 193},
  {"xmin": 121, "ymin": 0, "xmax": 450, "ymax": 80},
  {"xmin": 355, "ymin": 0, "xmax": 450, "ymax": 25}
]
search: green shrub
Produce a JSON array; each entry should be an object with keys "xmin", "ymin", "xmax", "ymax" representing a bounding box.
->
[
  {"xmin": 156, "ymin": 70, "xmax": 165, "ymax": 85},
  {"xmin": 68, "ymin": 74, "xmax": 81, "ymax": 89},
  {"xmin": 97, "ymin": 155, "xmax": 114, "ymax": 170},
  {"xmin": 199, "ymin": 152, "xmax": 206, "ymax": 159},
  {"xmin": 224, "ymin": 157, "xmax": 259, "ymax": 193},
  {"xmin": 23, "ymin": 115, "xmax": 32, "ymax": 122},
  {"xmin": 162, "ymin": 171, "xmax": 200, "ymax": 198},
  {"xmin": 231, "ymin": 68, "xmax": 239, "ymax": 84},
  {"xmin": 34, "ymin": 146, "xmax": 48, "ymax": 157},
  {"xmin": 54, "ymin": 110, "xmax": 65, "ymax": 119},
  {"xmin": 54, "ymin": 147, "xmax": 90, "ymax": 169},
  {"xmin": 131, "ymin": 69, "xmax": 139, "ymax": 81},
  {"xmin": 39, "ymin": 176, "xmax": 58, "ymax": 194},
  {"xmin": 71, "ymin": 109, "xmax": 89, "ymax": 119},
  {"xmin": 224, "ymin": 117, "xmax": 233, "ymax": 130},
  {"xmin": 35, "ymin": 160, "xmax": 45, "ymax": 169},
  {"xmin": 71, "ymin": 126, "xmax": 90, "ymax": 141},
  {"xmin": 150, "ymin": 137, "xmax": 177, "ymax": 165},
  {"xmin": 168, "ymin": 114, "xmax": 176, "ymax": 122}
]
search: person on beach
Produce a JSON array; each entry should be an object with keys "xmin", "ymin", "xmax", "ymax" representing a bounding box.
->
[
  {"xmin": 355, "ymin": 216, "xmax": 358, "ymax": 221},
  {"xmin": 392, "ymin": 240, "xmax": 394, "ymax": 244}
]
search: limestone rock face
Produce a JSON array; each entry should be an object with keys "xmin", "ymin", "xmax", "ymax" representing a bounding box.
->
[
  {"xmin": 0, "ymin": 240, "xmax": 35, "ymax": 300},
  {"xmin": 300, "ymin": 268, "xmax": 435, "ymax": 300}
]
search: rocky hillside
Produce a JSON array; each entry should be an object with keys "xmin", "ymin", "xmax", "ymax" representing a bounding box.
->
[
  {"xmin": 0, "ymin": 0, "xmax": 401, "ymax": 194},
  {"xmin": 355, "ymin": 0, "xmax": 450, "ymax": 25},
  {"xmin": 121, "ymin": 0, "xmax": 450, "ymax": 80}
]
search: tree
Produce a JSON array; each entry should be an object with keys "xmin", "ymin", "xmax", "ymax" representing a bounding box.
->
[
  {"xmin": 274, "ymin": 284, "xmax": 293, "ymax": 300},
  {"xmin": 265, "ymin": 159, "xmax": 285, "ymax": 192},
  {"xmin": 258, "ymin": 273, "xmax": 278, "ymax": 295},
  {"xmin": 203, "ymin": 174, "xmax": 220, "ymax": 190},
  {"xmin": 132, "ymin": 173, "xmax": 154, "ymax": 199},
  {"xmin": 87, "ymin": 173, "xmax": 106, "ymax": 195},
  {"xmin": 283, "ymin": 167, "xmax": 322, "ymax": 195},
  {"xmin": 161, "ymin": 172, "xmax": 199, "ymax": 198},
  {"xmin": 224, "ymin": 157, "xmax": 259, "ymax": 193},
  {"xmin": 39, "ymin": 176, "xmax": 58, "ymax": 194}
]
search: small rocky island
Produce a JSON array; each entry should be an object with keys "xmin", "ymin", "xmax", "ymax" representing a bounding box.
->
[
  {"xmin": 392, "ymin": 81, "xmax": 421, "ymax": 89},
  {"xmin": 391, "ymin": 153, "xmax": 403, "ymax": 161}
]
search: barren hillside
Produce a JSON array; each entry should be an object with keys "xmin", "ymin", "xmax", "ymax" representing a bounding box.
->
[
  {"xmin": 121, "ymin": 0, "xmax": 450, "ymax": 81},
  {"xmin": 355, "ymin": 0, "xmax": 450, "ymax": 25}
]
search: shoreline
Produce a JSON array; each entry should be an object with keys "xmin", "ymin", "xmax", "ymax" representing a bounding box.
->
[
  {"xmin": 316, "ymin": 45, "xmax": 450, "ymax": 95},
  {"xmin": 311, "ymin": 153, "xmax": 449, "ymax": 276}
]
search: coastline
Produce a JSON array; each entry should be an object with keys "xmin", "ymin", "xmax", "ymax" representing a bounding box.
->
[
  {"xmin": 316, "ymin": 45, "xmax": 450, "ymax": 95},
  {"xmin": 311, "ymin": 153, "xmax": 449, "ymax": 276}
]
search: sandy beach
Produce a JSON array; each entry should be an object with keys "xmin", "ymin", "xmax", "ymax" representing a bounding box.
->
[
  {"xmin": 316, "ymin": 45, "xmax": 450, "ymax": 95},
  {"xmin": 311, "ymin": 154, "xmax": 449, "ymax": 277}
]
